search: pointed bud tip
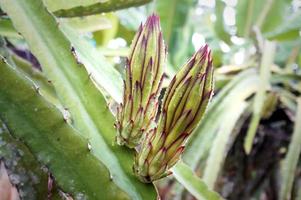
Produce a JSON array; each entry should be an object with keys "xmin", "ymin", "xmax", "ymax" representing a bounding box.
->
[
  {"xmin": 144, "ymin": 14, "xmax": 160, "ymax": 32},
  {"xmin": 195, "ymin": 44, "xmax": 211, "ymax": 59},
  {"xmin": 148, "ymin": 13, "xmax": 160, "ymax": 24}
]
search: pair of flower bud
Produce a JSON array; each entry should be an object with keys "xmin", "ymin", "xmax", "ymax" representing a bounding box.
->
[{"xmin": 115, "ymin": 14, "xmax": 214, "ymax": 183}]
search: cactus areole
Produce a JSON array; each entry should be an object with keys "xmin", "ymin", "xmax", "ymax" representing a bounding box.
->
[{"xmin": 115, "ymin": 14, "xmax": 214, "ymax": 183}]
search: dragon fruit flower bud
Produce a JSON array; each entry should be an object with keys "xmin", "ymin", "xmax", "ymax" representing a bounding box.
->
[
  {"xmin": 115, "ymin": 14, "xmax": 166, "ymax": 148},
  {"xmin": 133, "ymin": 45, "xmax": 214, "ymax": 183}
]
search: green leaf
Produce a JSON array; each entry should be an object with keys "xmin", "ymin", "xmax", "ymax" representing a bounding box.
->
[
  {"xmin": 171, "ymin": 19, "xmax": 195, "ymax": 70},
  {"xmin": 53, "ymin": 0, "xmax": 152, "ymax": 18},
  {"xmin": 114, "ymin": 9, "xmax": 145, "ymax": 44},
  {"xmin": 93, "ymin": 13, "xmax": 119, "ymax": 46},
  {"xmin": 156, "ymin": 0, "xmax": 195, "ymax": 46},
  {"xmin": 62, "ymin": 14, "xmax": 112, "ymax": 33},
  {"xmin": 274, "ymin": 40, "xmax": 301, "ymax": 66},
  {"xmin": 116, "ymin": 8, "xmax": 147, "ymax": 30},
  {"xmin": 214, "ymin": 0, "xmax": 231, "ymax": 44},
  {"xmin": 264, "ymin": 11, "xmax": 301, "ymax": 41},
  {"xmin": 236, "ymin": 0, "xmax": 291, "ymax": 38},
  {"xmin": 0, "ymin": 0, "xmax": 157, "ymax": 199},
  {"xmin": 203, "ymin": 101, "xmax": 248, "ymax": 189},
  {"xmin": 277, "ymin": 88, "xmax": 298, "ymax": 112},
  {"xmin": 259, "ymin": 0, "xmax": 291, "ymax": 33},
  {"xmin": 172, "ymin": 161, "xmax": 223, "ymax": 200},
  {"xmin": 184, "ymin": 69, "xmax": 260, "ymax": 169},
  {"xmin": 271, "ymin": 73, "xmax": 301, "ymax": 85},
  {"xmin": 236, "ymin": 0, "xmax": 260, "ymax": 37},
  {"xmin": 279, "ymin": 97, "xmax": 301, "ymax": 200},
  {"xmin": 0, "ymin": 57, "xmax": 129, "ymax": 199},
  {"xmin": 156, "ymin": 0, "xmax": 196, "ymax": 68},
  {"xmin": 244, "ymin": 41, "xmax": 276, "ymax": 154}
]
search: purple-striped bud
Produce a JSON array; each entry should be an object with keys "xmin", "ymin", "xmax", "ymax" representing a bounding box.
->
[
  {"xmin": 115, "ymin": 14, "xmax": 166, "ymax": 148},
  {"xmin": 134, "ymin": 45, "xmax": 214, "ymax": 182}
]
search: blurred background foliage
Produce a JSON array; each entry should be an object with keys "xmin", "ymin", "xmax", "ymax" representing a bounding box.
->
[{"xmin": 0, "ymin": 0, "xmax": 301, "ymax": 199}]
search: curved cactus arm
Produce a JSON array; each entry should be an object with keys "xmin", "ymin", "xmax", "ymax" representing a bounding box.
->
[
  {"xmin": 0, "ymin": 0, "xmax": 157, "ymax": 199},
  {"xmin": 60, "ymin": 25, "xmax": 123, "ymax": 103},
  {"xmin": 0, "ymin": 16, "xmax": 123, "ymax": 103},
  {"xmin": 0, "ymin": 57, "xmax": 130, "ymax": 200},
  {"xmin": 52, "ymin": 0, "xmax": 152, "ymax": 18}
]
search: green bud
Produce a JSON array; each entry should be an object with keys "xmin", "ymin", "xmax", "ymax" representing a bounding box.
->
[
  {"xmin": 133, "ymin": 45, "xmax": 214, "ymax": 182},
  {"xmin": 115, "ymin": 14, "xmax": 166, "ymax": 148}
]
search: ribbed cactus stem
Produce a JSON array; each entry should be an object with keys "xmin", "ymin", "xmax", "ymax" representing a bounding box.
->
[
  {"xmin": 134, "ymin": 45, "xmax": 214, "ymax": 183},
  {"xmin": 116, "ymin": 14, "xmax": 166, "ymax": 148}
]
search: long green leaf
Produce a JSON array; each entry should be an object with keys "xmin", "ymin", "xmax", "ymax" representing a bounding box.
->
[
  {"xmin": 236, "ymin": 0, "xmax": 290, "ymax": 38},
  {"xmin": 156, "ymin": 0, "xmax": 196, "ymax": 68},
  {"xmin": 184, "ymin": 69, "xmax": 260, "ymax": 169},
  {"xmin": 172, "ymin": 161, "xmax": 223, "ymax": 200},
  {"xmin": 258, "ymin": 0, "xmax": 291, "ymax": 33},
  {"xmin": 203, "ymin": 101, "xmax": 247, "ymax": 189},
  {"xmin": 53, "ymin": 0, "xmax": 152, "ymax": 17},
  {"xmin": 0, "ymin": 0, "xmax": 157, "ymax": 199},
  {"xmin": 156, "ymin": 0, "xmax": 191, "ymax": 47},
  {"xmin": 280, "ymin": 97, "xmax": 301, "ymax": 200},
  {"xmin": 264, "ymin": 11, "xmax": 301, "ymax": 41},
  {"xmin": 244, "ymin": 41, "xmax": 276, "ymax": 154},
  {"xmin": 214, "ymin": 0, "xmax": 231, "ymax": 44},
  {"xmin": 62, "ymin": 14, "xmax": 112, "ymax": 33},
  {"xmin": 235, "ymin": 0, "xmax": 256, "ymax": 37},
  {"xmin": 0, "ymin": 57, "xmax": 129, "ymax": 199}
]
